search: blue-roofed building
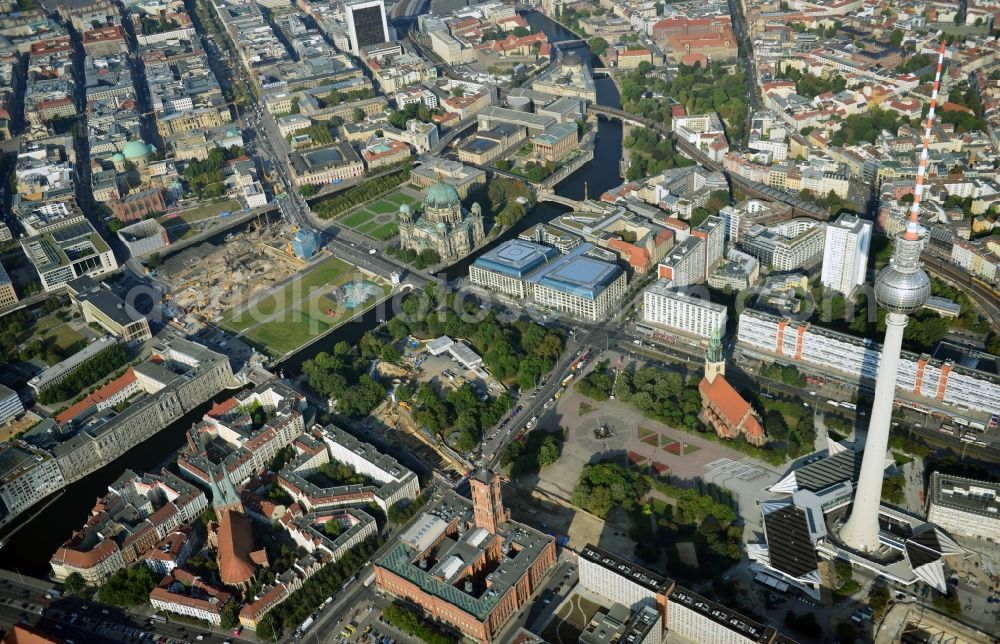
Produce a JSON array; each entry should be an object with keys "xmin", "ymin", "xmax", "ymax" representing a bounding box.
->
[
  {"xmin": 469, "ymin": 240, "xmax": 627, "ymax": 320},
  {"xmin": 470, "ymin": 240, "xmax": 559, "ymax": 298},
  {"xmin": 529, "ymin": 245, "xmax": 627, "ymax": 320}
]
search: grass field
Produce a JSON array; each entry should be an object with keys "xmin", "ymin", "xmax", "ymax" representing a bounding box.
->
[
  {"xmin": 221, "ymin": 255, "xmax": 356, "ymax": 333},
  {"xmin": 225, "ymin": 255, "xmax": 390, "ymax": 356},
  {"xmin": 34, "ymin": 315, "xmax": 88, "ymax": 359},
  {"xmin": 338, "ymin": 191, "xmax": 418, "ymax": 240},
  {"xmin": 244, "ymin": 282, "xmax": 390, "ymax": 355}
]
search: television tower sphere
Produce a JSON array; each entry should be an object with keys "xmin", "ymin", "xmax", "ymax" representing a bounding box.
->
[{"xmin": 873, "ymin": 233, "xmax": 931, "ymax": 314}]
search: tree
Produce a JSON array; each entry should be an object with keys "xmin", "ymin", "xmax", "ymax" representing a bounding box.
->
[
  {"xmin": 868, "ymin": 583, "xmax": 891, "ymax": 617},
  {"xmin": 299, "ymin": 184, "xmax": 318, "ymax": 197},
  {"xmin": 587, "ymin": 37, "xmax": 608, "ymax": 57},
  {"xmin": 97, "ymin": 566, "xmax": 158, "ymax": 606},
  {"xmin": 220, "ymin": 601, "xmax": 241, "ymax": 629},
  {"xmin": 889, "ymin": 28, "xmax": 904, "ymax": 46},
  {"xmin": 352, "ymin": 108, "xmax": 365, "ymax": 122},
  {"xmin": 64, "ymin": 572, "xmax": 85, "ymax": 596}
]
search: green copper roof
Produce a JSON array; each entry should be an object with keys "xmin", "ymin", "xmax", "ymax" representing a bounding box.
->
[
  {"xmin": 123, "ymin": 140, "xmax": 151, "ymax": 159},
  {"xmin": 425, "ymin": 181, "xmax": 460, "ymax": 209}
]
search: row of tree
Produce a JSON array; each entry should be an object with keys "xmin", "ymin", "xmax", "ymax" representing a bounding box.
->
[
  {"xmin": 257, "ymin": 536, "xmax": 382, "ymax": 640},
  {"xmin": 312, "ymin": 166, "xmax": 411, "ymax": 220},
  {"xmin": 385, "ymin": 246, "xmax": 440, "ymax": 270},
  {"xmin": 38, "ymin": 343, "xmax": 129, "ymax": 405},
  {"xmin": 382, "ymin": 603, "xmax": 456, "ymax": 644}
]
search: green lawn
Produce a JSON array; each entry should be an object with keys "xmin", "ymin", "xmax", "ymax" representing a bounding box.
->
[
  {"xmin": 341, "ymin": 210, "xmax": 372, "ymax": 227},
  {"xmin": 221, "ymin": 256, "xmax": 354, "ymax": 332},
  {"xmin": 354, "ymin": 219, "xmax": 380, "ymax": 234},
  {"xmin": 44, "ymin": 324, "xmax": 87, "ymax": 353},
  {"xmin": 368, "ymin": 200, "xmax": 398, "ymax": 215},
  {"xmin": 163, "ymin": 199, "xmax": 241, "ymax": 225},
  {"xmin": 335, "ymin": 190, "xmax": 415, "ymax": 239},
  {"xmin": 245, "ymin": 314, "xmax": 333, "ymax": 355},
  {"xmin": 245, "ymin": 280, "xmax": 390, "ymax": 356},
  {"xmin": 369, "ymin": 222, "xmax": 398, "ymax": 240},
  {"xmin": 387, "ymin": 193, "xmax": 417, "ymax": 205}
]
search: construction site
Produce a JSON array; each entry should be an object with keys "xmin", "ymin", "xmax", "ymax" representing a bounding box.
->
[
  {"xmin": 359, "ymin": 358, "xmax": 479, "ymax": 483},
  {"xmin": 158, "ymin": 216, "xmax": 314, "ymax": 325}
]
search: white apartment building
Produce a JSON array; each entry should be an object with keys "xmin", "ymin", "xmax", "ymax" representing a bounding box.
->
[
  {"xmin": 0, "ymin": 444, "xmax": 66, "ymax": 529},
  {"xmin": 345, "ymin": 0, "xmax": 390, "ymax": 54},
  {"xmin": 578, "ymin": 545, "xmax": 671, "ymax": 613},
  {"xmin": 643, "ymin": 280, "xmax": 727, "ymax": 340},
  {"xmin": 951, "ymin": 238, "xmax": 999, "ymax": 283},
  {"xmin": 718, "ymin": 199, "xmax": 772, "ymax": 245},
  {"xmin": 927, "ymin": 473, "xmax": 1000, "ymax": 542},
  {"xmin": 821, "ymin": 214, "xmax": 871, "ymax": 295},
  {"xmin": 657, "ymin": 237, "xmax": 706, "ymax": 287},
  {"xmin": 321, "ymin": 425, "xmax": 420, "ymax": 512},
  {"xmin": 0, "ymin": 385, "xmax": 24, "ymax": 424},
  {"xmin": 738, "ymin": 309, "xmax": 1000, "ymax": 414},
  {"xmin": 668, "ymin": 587, "xmax": 775, "ymax": 644},
  {"xmin": 801, "ymin": 169, "xmax": 850, "ymax": 199}
]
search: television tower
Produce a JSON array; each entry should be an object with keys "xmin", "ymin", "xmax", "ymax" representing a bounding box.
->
[{"xmin": 838, "ymin": 43, "xmax": 945, "ymax": 552}]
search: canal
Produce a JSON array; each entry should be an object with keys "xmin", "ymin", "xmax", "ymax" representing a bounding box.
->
[
  {"xmin": 2, "ymin": 9, "xmax": 623, "ymax": 579},
  {"xmin": 0, "ymin": 390, "xmax": 242, "ymax": 578}
]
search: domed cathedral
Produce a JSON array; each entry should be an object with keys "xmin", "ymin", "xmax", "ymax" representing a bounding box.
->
[{"xmin": 398, "ymin": 178, "xmax": 486, "ymax": 263}]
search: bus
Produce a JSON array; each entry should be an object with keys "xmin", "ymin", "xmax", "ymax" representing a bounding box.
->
[
  {"xmin": 150, "ymin": 615, "xmax": 166, "ymax": 624},
  {"xmin": 561, "ymin": 374, "xmax": 574, "ymax": 387},
  {"xmin": 841, "ymin": 402, "xmax": 857, "ymax": 411}
]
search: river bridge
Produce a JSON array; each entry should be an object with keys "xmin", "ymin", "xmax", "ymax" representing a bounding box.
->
[{"xmin": 535, "ymin": 190, "xmax": 583, "ymax": 209}]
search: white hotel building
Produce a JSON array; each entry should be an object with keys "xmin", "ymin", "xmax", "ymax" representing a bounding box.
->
[
  {"xmin": 737, "ymin": 309, "xmax": 1000, "ymax": 415},
  {"xmin": 642, "ymin": 280, "xmax": 727, "ymax": 340},
  {"xmin": 821, "ymin": 214, "xmax": 871, "ymax": 295}
]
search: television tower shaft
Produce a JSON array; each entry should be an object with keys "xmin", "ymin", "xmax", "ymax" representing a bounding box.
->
[{"xmin": 838, "ymin": 42, "xmax": 945, "ymax": 552}]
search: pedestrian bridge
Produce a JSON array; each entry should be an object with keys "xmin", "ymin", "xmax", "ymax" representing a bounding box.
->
[{"xmin": 535, "ymin": 189, "xmax": 582, "ymax": 209}]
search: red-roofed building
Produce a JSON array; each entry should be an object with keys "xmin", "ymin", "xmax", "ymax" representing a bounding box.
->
[
  {"xmin": 607, "ymin": 238, "xmax": 652, "ymax": 272},
  {"xmin": 698, "ymin": 337, "xmax": 765, "ymax": 447},
  {"xmin": 82, "ymin": 26, "xmax": 125, "ymax": 56},
  {"xmin": 149, "ymin": 568, "xmax": 232, "ymax": 625},
  {"xmin": 940, "ymin": 101, "xmax": 975, "ymax": 115}
]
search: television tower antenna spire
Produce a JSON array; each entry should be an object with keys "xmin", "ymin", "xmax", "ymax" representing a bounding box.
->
[{"xmin": 904, "ymin": 41, "xmax": 947, "ymax": 241}]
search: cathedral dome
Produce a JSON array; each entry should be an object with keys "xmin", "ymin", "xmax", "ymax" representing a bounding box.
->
[{"xmin": 425, "ymin": 181, "xmax": 461, "ymax": 209}]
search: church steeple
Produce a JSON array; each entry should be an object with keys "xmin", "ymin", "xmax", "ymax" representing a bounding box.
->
[{"xmin": 704, "ymin": 326, "xmax": 725, "ymax": 384}]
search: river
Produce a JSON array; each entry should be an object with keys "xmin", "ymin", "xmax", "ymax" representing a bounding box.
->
[
  {"xmin": 1, "ymin": 9, "xmax": 623, "ymax": 578},
  {"xmin": 0, "ymin": 391, "xmax": 240, "ymax": 578}
]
